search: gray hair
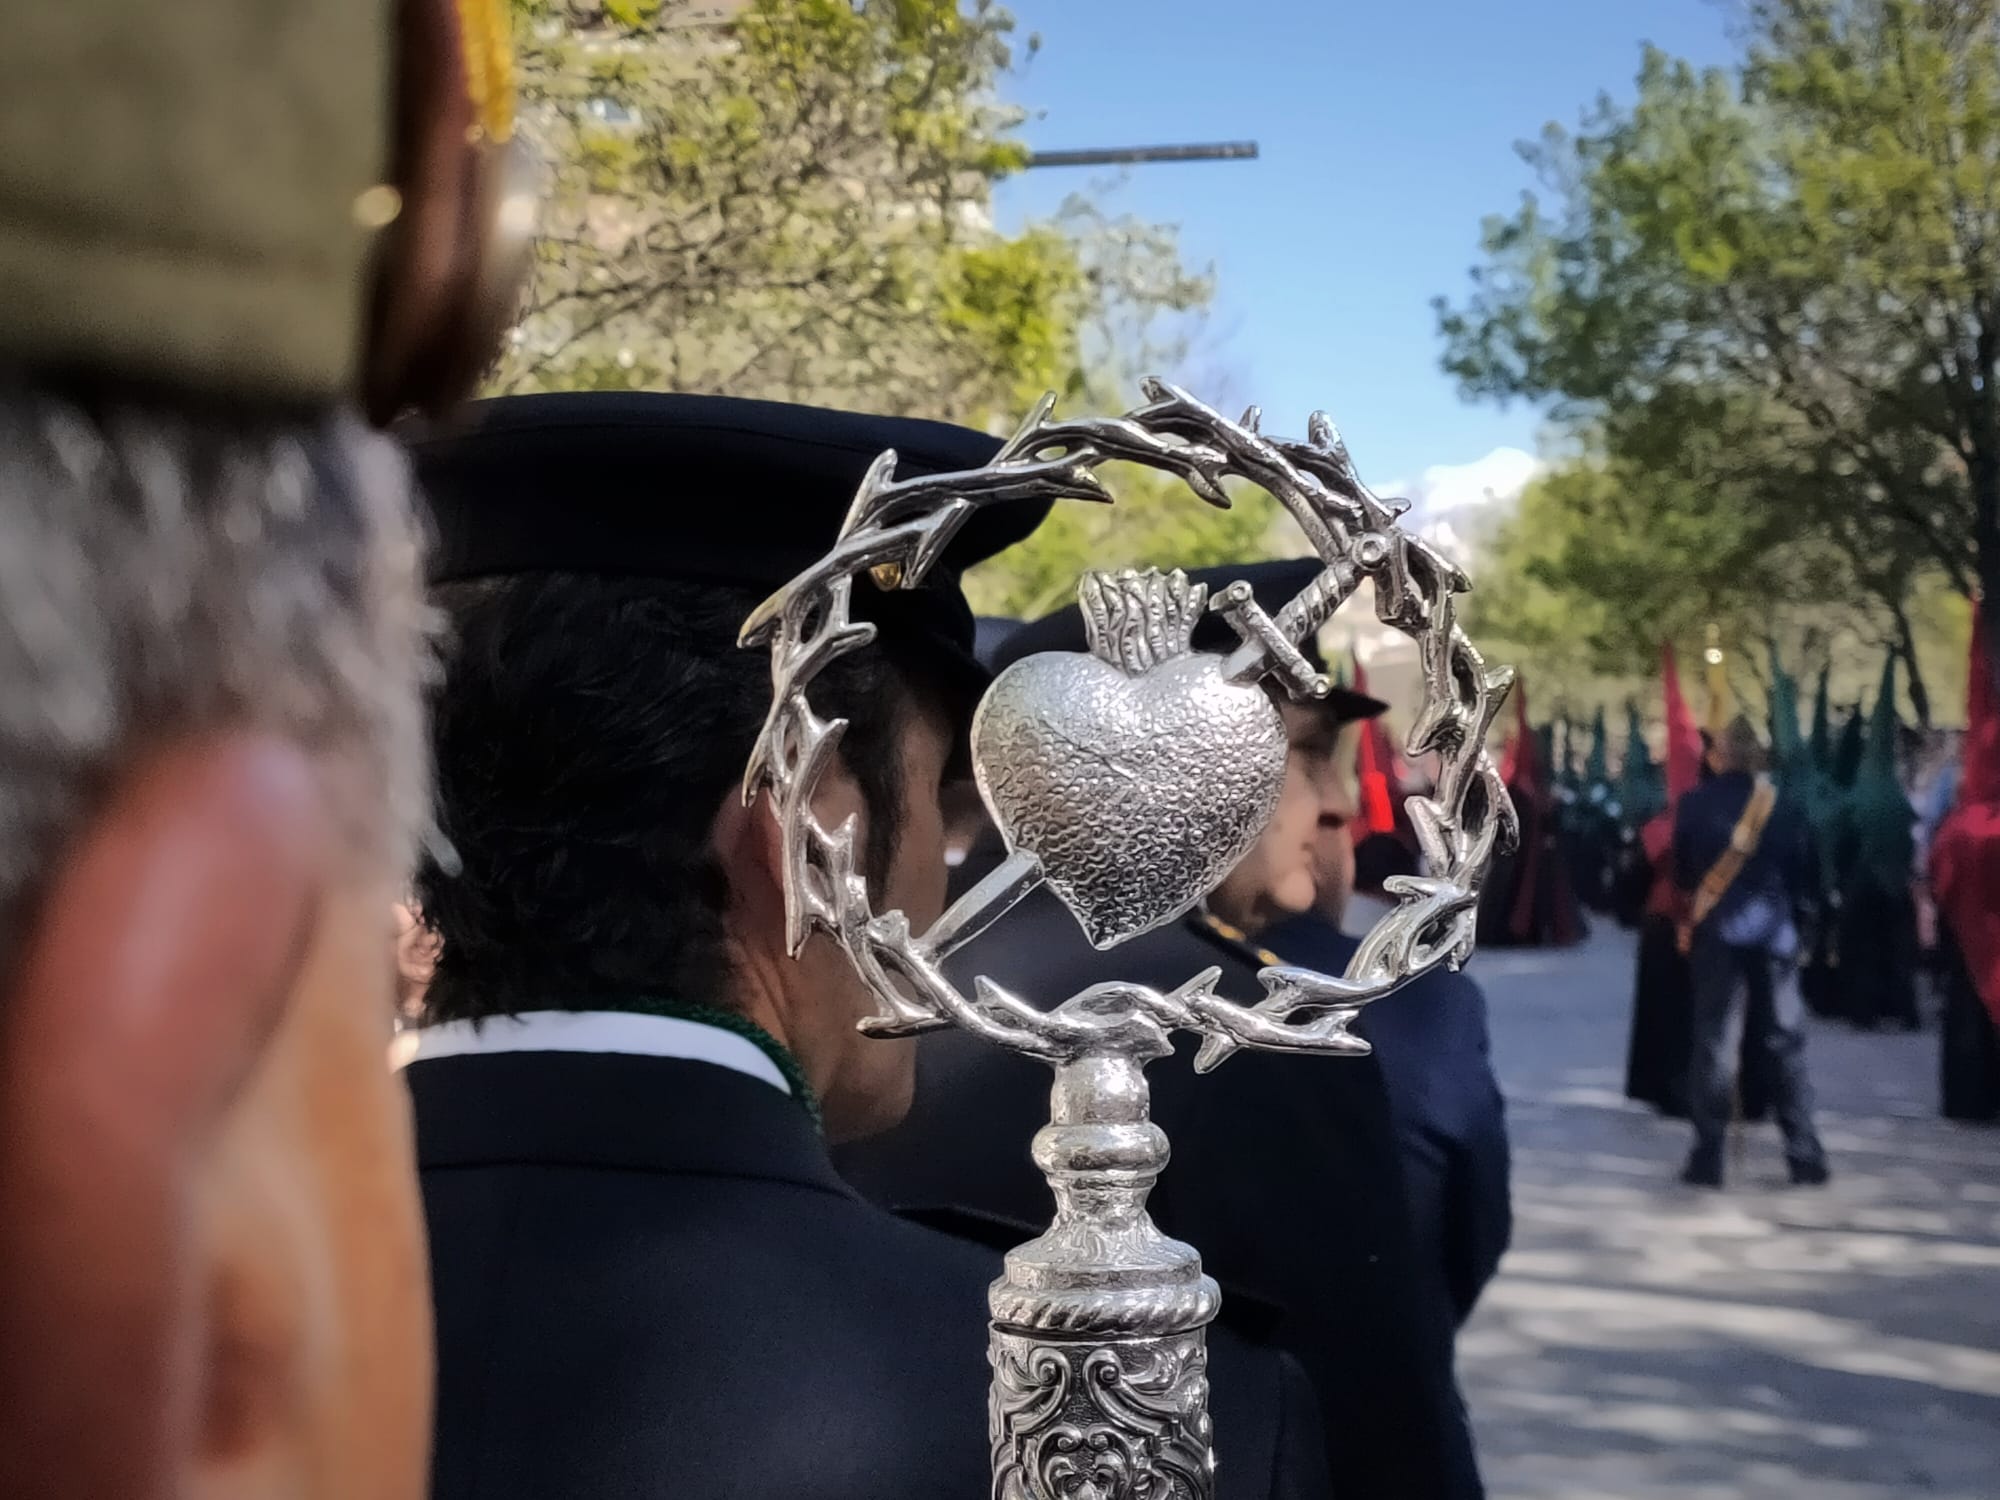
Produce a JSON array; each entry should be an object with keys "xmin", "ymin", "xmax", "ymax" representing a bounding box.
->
[{"xmin": 0, "ymin": 379, "xmax": 435, "ymax": 968}]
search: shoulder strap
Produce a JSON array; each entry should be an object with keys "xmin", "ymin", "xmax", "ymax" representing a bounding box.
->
[{"xmin": 1679, "ymin": 778, "xmax": 1779, "ymax": 950}]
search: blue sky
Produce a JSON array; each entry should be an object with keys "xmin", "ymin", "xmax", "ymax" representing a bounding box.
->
[{"xmin": 991, "ymin": 0, "xmax": 1737, "ymax": 509}]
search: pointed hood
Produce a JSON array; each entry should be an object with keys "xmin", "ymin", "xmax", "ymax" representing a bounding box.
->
[
  {"xmin": 1662, "ymin": 642, "xmax": 1704, "ymax": 803},
  {"xmin": 1584, "ymin": 706, "xmax": 1610, "ymax": 787},
  {"xmin": 1840, "ymin": 653, "xmax": 1913, "ymax": 894},
  {"xmin": 1932, "ymin": 606, "xmax": 2000, "ymax": 1026},
  {"xmin": 1555, "ymin": 717, "xmax": 1579, "ymax": 791},
  {"xmin": 1810, "ymin": 663, "xmax": 1833, "ymax": 774},
  {"xmin": 1501, "ymin": 682, "xmax": 1542, "ymax": 795},
  {"xmin": 1618, "ymin": 701, "xmax": 1663, "ymax": 826},
  {"xmin": 1773, "ymin": 651, "xmax": 1834, "ymax": 886},
  {"xmin": 1769, "ymin": 645, "xmax": 1806, "ymax": 782},
  {"xmin": 1350, "ymin": 651, "xmax": 1397, "ymax": 839},
  {"xmin": 1860, "ymin": 652, "xmax": 1900, "ymax": 786},
  {"xmin": 1832, "ymin": 709, "xmax": 1866, "ymax": 789}
]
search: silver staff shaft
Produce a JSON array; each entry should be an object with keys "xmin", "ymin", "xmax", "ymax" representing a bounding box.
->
[{"xmin": 989, "ymin": 1049, "xmax": 1218, "ymax": 1499}]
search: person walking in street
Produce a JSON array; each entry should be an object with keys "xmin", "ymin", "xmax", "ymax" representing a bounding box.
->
[{"xmin": 1673, "ymin": 716, "xmax": 1831, "ymax": 1188}]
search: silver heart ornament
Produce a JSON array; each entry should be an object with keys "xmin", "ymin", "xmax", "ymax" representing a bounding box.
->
[{"xmin": 971, "ymin": 570, "xmax": 1288, "ymax": 950}]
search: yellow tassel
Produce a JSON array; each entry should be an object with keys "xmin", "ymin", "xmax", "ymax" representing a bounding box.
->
[
  {"xmin": 455, "ymin": 0, "xmax": 517, "ymax": 142},
  {"xmin": 1704, "ymin": 623, "xmax": 1732, "ymax": 739}
]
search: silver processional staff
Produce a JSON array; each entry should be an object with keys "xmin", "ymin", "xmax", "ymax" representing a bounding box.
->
[{"xmin": 742, "ymin": 380, "xmax": 1516, "ymax": 1500}]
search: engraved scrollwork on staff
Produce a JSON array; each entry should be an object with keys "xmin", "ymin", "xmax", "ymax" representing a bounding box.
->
[
  {"xmin": 991, "ymin": 1335, "xmax": 1214, "ymax": 1500},
  {"xmin": 739, "ymin": 377, "xmax": 1517, "ymax": 1066}
]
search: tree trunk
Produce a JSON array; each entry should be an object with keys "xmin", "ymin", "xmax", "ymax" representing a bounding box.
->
[
  {"xmin": 1889, "ymin": 597, "xmax": 1932, "ymax": 730},
  {"xmin": 1972, "ymin": 301, "xmax": 2000, "ymax": 698}
]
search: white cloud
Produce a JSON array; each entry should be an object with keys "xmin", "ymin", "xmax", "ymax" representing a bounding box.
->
[{"xmin": 1379, "ymin": 446, "xmax": 1542, "ymax": 521}]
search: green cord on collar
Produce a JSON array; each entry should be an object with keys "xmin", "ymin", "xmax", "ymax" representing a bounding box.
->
[{"xmin": 611, "ymin": 996, "xmax": 825, "ymax": 1133}]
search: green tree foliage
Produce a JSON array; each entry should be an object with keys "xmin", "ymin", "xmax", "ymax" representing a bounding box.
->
[
  {"xmin": 1463, "ymin": 423, "xmax": 1814, "ymax": 670},
  {"xmin": 1436, "ymin": 0, "xmax": 2000, "ymax": 709},
  {"xmin": 500, "ymin": 0, "xmax": 1209, "ymax": 428}
]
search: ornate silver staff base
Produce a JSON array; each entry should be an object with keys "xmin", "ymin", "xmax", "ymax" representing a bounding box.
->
[{"xmin": 989, "ymin": 1051, "xmax": 1218, "ymax": 1500}]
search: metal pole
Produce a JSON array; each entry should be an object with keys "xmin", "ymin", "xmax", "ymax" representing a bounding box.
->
[{"xmin": 1024, "ymin": 142, "xmax": 1259, "ymax": 170}]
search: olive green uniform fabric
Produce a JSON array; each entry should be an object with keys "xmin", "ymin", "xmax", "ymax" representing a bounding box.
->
[{"xmin": 0, "ymin": 2, "xmax": 391, "ymax": 399}]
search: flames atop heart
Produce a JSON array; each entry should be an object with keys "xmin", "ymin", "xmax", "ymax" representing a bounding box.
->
[{"xmin": 1078, "ymin": 568, "xmax": 1208, "ymax": 675}]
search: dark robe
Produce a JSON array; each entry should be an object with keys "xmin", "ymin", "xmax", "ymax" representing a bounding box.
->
[
  {"xmin": 1564, "ymin": 794, "xmax": 1621, "ymax": 915},
  {"xmin": 1831, "ymin": 878, "xmax": 1922, "ymax": 1029},
  {"xmin": 838, "ymin": 849, "xmax": 1485, "ymax": 1500},
  {"xmin": 1624, "ymin": 912, "xmax": 1693, "ymax": 1114},
  {"xmin": 415, "ymin": 1049, "xmax": 1331, "ymax": 1500},
  {"xmin": 1827, "ymin": 676, "xmax": 1921, "ymax": 1029},
  {"xmin": 1609, "ymin": 829, "xmax": 1651, "ymax": 930},
  {"xmin": 1939, "ymin": 918, "xmax": 2000, "ymax": 1122},
  {"xmin": 1478, "ymin": 782, "xmax": 1586, "ymax": 949},
  {"xmin": 1799, "ymin": 906, "xmax": 1844, "ymax": 1019}
]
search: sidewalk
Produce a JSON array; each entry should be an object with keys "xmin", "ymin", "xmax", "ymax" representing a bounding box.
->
[{"xmin": 1461, "ymin": 922, "xmax": 2000, "ymax": 1500}]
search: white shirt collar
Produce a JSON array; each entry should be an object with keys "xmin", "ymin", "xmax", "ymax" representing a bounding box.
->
[{"xmin": 395, "ymin": 1010, "xmax": 792, "ymax": 1098}]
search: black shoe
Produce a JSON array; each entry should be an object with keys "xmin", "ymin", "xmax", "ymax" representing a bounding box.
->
[
  {"xmin": 1788, "ymin": 1157, "xmax": 1831, "ymax": 1187},
  {"xmin": 1680, "ymin": 1152, "xmax": 1724, "ymax": 1188}
]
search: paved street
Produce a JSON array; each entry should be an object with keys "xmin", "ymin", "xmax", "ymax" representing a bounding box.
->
[{"xmin": 1460, "ymin": 923, "xmax": 2000, "ymax": 1500}]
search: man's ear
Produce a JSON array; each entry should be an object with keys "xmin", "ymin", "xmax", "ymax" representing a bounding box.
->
[
  {"xmin": 709, "ymin": 791, "xmax": 789, "ymax": 932},
  {"xmin": 0, "ymin": 734, "xmax": 327, "ymax": 1499},
  {"xmin": 712, "ymin": 765, "xmax": 872, "ymax": 923}
]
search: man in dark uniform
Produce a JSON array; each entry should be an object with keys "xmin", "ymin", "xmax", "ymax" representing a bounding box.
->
[
  {"xmin": 1674, "ymin": 715, "xmax": 1830, "ymax": 1188},
  {"xmin": 840, "ymin": 558, "xmax": 1488, "ymax": 1499},
  {"xmin": 1264, "ymin": 796, "xmax": 1511, "ymax": 1332},
  {"xmin": 404, "ymin": 395, "xmax": 1331, "ymax": 1500},
  {"xmin": 1260, "ymin": 702, "xmax": 1510, "ymax": 1488}
]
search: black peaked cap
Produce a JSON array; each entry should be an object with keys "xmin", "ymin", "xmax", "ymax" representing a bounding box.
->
[
  {"xmin": 993, "ymin": 558, "xmax": 1388, "ymax": 723},
  {"xmin": 406, "ymin": 391, "xmax": 1051, "ymax": 691}
]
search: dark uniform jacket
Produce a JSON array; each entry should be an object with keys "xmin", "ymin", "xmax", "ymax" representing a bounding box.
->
[
  {"xmin": 1673, "ymin": 771, "xmax": 1813, "ymax": 937},
  {"xmin": 837, "ymin": 851, "xmax": 1486, "ymax": 1500},
  {"xmin": 1263, "ymin": 914, "xmax": 1512, "ymax": 1327},
  {"xmin": 414, "ymin": 1047, "xmax": 1331, "ymax": 1500}
]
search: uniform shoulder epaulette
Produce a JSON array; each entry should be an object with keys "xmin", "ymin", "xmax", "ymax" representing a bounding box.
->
[{"xmin": 1188, "ymin": 910, "xmax": 1284, "ymax": 969}]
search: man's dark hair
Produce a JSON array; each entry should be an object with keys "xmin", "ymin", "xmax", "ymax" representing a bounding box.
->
[{"xmin": 416, "ymin": 573, "xmax": 950, "ymax": 1022}]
